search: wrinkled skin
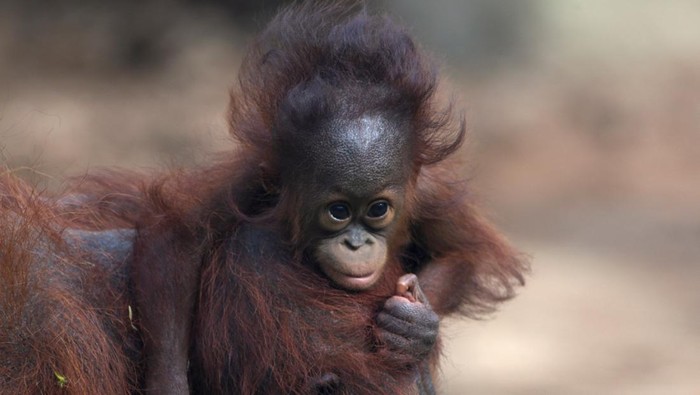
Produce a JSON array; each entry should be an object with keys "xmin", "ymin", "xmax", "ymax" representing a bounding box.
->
[
  {"xmin": 311, "ymin": 274, "xmax": 439, "ymax": 395},
  {"xmin": 377, "ymin": 274, "xmax": 439, "ymax": 365}
]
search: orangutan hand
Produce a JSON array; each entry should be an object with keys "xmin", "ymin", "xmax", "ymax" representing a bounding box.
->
[{"xmin": 376, "ymin": 274, "xmax": 439, "ymax": 364}]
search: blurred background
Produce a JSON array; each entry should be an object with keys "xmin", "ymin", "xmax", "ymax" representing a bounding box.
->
[{"xmin": 1, "ymin": 1, "xmax": 698, "ymax": 394}]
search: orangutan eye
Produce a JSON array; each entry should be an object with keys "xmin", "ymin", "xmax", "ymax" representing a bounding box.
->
[
  {"xmin": 328, "ymin": 203, "xmax": 351, "ymax": 221},
  {"xmin": 367, "ymin": 201, "xmax": 389, "ymax": 218}
]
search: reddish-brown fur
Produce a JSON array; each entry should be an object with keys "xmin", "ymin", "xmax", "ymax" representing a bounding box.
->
[
  {"xmin": 0, "ymin": 174, "xmax": 140, "ymax": 395},
  {"xmin": 0, "ymin": 3, "xmax": 527, "ymax": 394}
]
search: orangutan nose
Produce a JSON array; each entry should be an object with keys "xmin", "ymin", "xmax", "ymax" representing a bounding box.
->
[{"xmin": 343, "ymin": 227, "xmax": 372, "ymax": 250}]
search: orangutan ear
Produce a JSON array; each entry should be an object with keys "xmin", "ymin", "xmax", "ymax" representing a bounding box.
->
[{"xmin": 259, "ymin": 161, "xmax": 280, "ymax": 194}]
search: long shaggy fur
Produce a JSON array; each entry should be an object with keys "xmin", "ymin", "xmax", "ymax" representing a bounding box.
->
[
  {"xmin": 0, "ymin": 2, "xmax": 527, "ymax": 394},
  {"xmin": 0, "ymin": 174, "xmax": 139, "ymax": 395}
]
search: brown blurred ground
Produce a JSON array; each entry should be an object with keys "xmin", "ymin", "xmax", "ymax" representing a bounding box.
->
[{"xmin": 1, "ymin": 1, "xmax": 698, "ymax": 394}]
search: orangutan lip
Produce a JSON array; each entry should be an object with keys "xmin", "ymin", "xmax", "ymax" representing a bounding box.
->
[
  {"xmin": 323, "ymin": 266, "xmax": 380, "ymax": 290},
  {"xmin": 324, "ymin": 264, "xmax": 375, "ymax": 279},
  {"xmin": 344, "ymin": 272, "xmax": 375, "ymax": 279}
]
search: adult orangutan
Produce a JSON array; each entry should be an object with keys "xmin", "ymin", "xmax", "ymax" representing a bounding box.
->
[{"xmin": 0, "ymin": 3, "xmax": 527, "ymax": 395}]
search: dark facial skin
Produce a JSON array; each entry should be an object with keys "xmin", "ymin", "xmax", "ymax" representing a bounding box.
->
[
  {"xmin": 290, "ymin": 114, "xmax": 440, "ymax": 394},
  {"xmin": 295, "ymin": 115, "xmax": 411, "ymax": 291},
  {"xmin": 313, "ymin": 188, "xmax": 402, "ymax": 290}
]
